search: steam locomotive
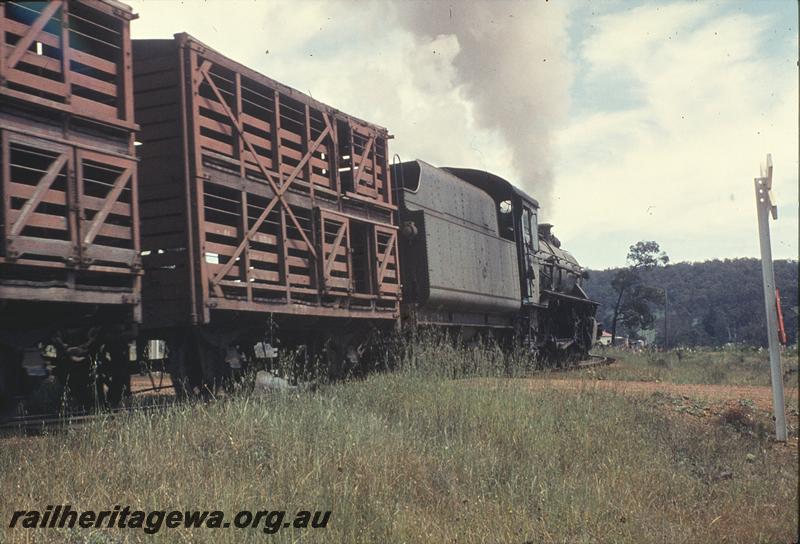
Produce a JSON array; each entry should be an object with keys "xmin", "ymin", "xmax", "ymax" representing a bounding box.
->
[
  {"xmin": 394, "ymin": 161, "xmax": 598, "ymax": 358},
  {"xmin": 0, "ymin": 1, "xmax": 597, "ymax": 409}
]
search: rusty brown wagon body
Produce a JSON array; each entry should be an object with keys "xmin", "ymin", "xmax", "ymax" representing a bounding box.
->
[
  {"xmin": 132, "ymin": 34, "xmax": 400, "ymax": 382},
  {"xmin": 0, "ymin": 0, "xmax": 140, "ymax": 407},
  {"xmin": 0, "ymin": 0, "xmax": 141, "ymax": 322}
]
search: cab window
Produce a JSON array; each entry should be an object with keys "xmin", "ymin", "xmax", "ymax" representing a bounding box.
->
[
  {"xmin": 522, "ymin": 208, "xmax": 532, "ymax": 247},
  {"xmin": 522, "ymin": 206, "xmax": 538, "ymax": 251},
  {"xmin": 498, "ymin": 200, "xmax": 515, "ymax": 241}
]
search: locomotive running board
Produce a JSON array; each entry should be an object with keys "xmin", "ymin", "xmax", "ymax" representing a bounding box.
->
[{"xmin": 541, "ymin": 289, "xmax": 600, "ymax": 306}]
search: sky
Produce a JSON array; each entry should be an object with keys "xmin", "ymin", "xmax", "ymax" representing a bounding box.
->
[{"xmin": 127, "ymin": 0, "xmax": 798, "ymax": 269}]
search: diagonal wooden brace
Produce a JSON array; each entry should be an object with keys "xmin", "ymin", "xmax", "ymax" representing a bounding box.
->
[
  {"xmin": 6, "ymin": 1, "xmax": 62, "ymax": 71},
  {"xmin": 324, "ymin": 221, "xmax": 347, "ymax": 278},
  {"xmin": 10, "ymin": 152, "xmax": 68, "ymax": 236},
  {"xmin": 82, "ymin": 168, "xmax": 131, "ymax": 245},
  {"xmin": 352, "ymin": 133, "xmax": 374, "ymax": 187},
  {"xmin": 199, "ymin": 63, "xmax": 333, "ymax": 288},
  {"xmin": 377, "ymin": 231, "xmax": 397, "ymax": 283}
]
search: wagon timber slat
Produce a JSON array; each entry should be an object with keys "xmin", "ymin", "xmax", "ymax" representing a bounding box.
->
[
  {"xmin": 81, "ymin": 166, "xmax": 133, "ymax": 246},
  {"xmin": 197, "ymin": 60, "xmax": 326, "ymax": 288},
  {"xmin": 4, "ymin": 1, "xmax": 62, "ymax": 72},
  {"xmin": 0, "ymin": 0, "xmax": 141, "ymax": 344},
  {"xmin": 9, "ymin": 153, "xmax": 68, "ymax": 237},
  {"xmin": 1, "ymin": 0, "xmax": 138, "ymax": 128}
]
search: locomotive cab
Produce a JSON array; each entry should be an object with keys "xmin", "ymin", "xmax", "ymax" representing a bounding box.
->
[{"xmin": 442, "ymin": 167, "xmax": 542, "ymax": 308}]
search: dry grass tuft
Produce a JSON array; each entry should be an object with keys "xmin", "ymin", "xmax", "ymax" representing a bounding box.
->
[
  {"xmin": 719, "ymin": 402, "xmax": 756, "ymax": 430},
  {"xmin": 1, "ymin": 338, "xmax": 797, "ymax": 543}
]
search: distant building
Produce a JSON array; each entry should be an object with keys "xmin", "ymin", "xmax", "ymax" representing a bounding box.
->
[{"xmin": 598, "ymin": 331, "xmax": 629, "ymax": 347}]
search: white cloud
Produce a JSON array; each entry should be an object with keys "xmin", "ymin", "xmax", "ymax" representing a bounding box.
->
[{"xmin": 553, "ymin": 2, "xmax": 798, "ymax": 268}]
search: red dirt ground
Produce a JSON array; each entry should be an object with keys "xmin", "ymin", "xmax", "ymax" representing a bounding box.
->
[{"xmin": 511, "ymin": 378, "xmax": 797, "ymax": 413}]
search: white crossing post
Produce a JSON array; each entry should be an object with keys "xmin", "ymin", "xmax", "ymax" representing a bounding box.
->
[{"xmin": 753, "ymin": 153, "xmax": 786, "ymax": 442}]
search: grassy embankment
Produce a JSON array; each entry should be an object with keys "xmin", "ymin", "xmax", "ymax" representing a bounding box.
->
[
  {"xmin": 1, "ymin": 339, "xmax": 797, "ymax": 543},
  {"xmin": 569, "ymin": 345, "xmax": 800, "ymax": 388}
]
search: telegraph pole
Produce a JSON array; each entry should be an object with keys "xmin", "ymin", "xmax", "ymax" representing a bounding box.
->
[
  {"xmin": 654, "ymin": 286, "xmax": 669, "ymax": 350},
  {"xmin": 663, "ymin": 289, "xmax": 668, "ymax": 350},
  {"xmin": 753, "ymin": 154, "xmax": 786, "ymax": 442}
]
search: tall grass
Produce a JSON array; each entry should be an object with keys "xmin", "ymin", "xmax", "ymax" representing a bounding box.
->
[
  {"xmin": 397, "ymin": 329, "xmax": 534, "ymax": 379},
  {"xmin": 1, "ymin": 337, "xmax": 797, "ymax": 543},
  {"xmin": 574, "ymin": 345, "xmax": 800, "ymax": 388}
]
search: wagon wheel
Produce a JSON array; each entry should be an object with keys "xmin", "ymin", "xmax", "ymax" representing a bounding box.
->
[
  {"xmin": 323, "ymin": 334, "xmax": 364, "ymax": 381},
  {"xmin": 323, "ymin": 335, "xmax": 348, "ymax": 381},
  {"xmin": 167, "ymin": 332, "xmax": 231, "ymax": 399},
  {"xmin": 225, "ymin": 348, "xmax": 255, "ymax": 395},
  {"xmin": 166, "ymin": 335, "xmax": 202, "ymax": 400},
  {"xmin": 197, "ymin": 334, "xmax": 238, "ymax": 397},
  {"xmin": 0, "ymin": 346, "xmax": 23, "ymax": 414},
  {"xmin": 99, "ymin": 342, "xmax": 131, "ymax": 407},
  {"xmin": 55, "ymin": 349, "xmax": 129, "ymax": 410},
  {"xmin": 354, "ymin": 326, "xmax": 397, "ymax": 373},
  {"xmin": 57, "ymin": 361, "xmax": 95, "ymax": 410},
  {"xmin": 205, "ymin": 343, "xmax": 241, "ymax": 396}
]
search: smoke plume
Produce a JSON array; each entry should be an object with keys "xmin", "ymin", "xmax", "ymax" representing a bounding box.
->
[{"xmin": 394, "ymin": 1, "xmax": 573, "ymax": 211}]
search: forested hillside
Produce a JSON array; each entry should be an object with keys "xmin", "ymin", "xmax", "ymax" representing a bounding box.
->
[{"xmin": 585, "ymin": 259, "xmax": 798, "ymax": 347}]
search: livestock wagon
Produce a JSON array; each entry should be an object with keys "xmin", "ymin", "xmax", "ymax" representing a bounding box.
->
[
  {"xmin": 0, "ymin": 0, "xmax": 140, "ymax": 407},
  {"xmin": 133, "ymin": 34, "xmax": 401, "ymax": 390}
]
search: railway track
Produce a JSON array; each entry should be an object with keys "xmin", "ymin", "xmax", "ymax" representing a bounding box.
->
[
  {"xmin": 0, "ymin": 401, "xmax": 176, "ymax": 435},
  {"xmin": 575, "ymin": 354, "xmax": 616, "ymax": 370},
  {"xmin": 1, "ymin": 356, "xmax": 616, "ymax": 435}
]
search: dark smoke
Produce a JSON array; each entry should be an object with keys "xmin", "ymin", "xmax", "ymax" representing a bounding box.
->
[{"xmin": 394, "ymin": 1, "xmax": 573, "ymax": 210}]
